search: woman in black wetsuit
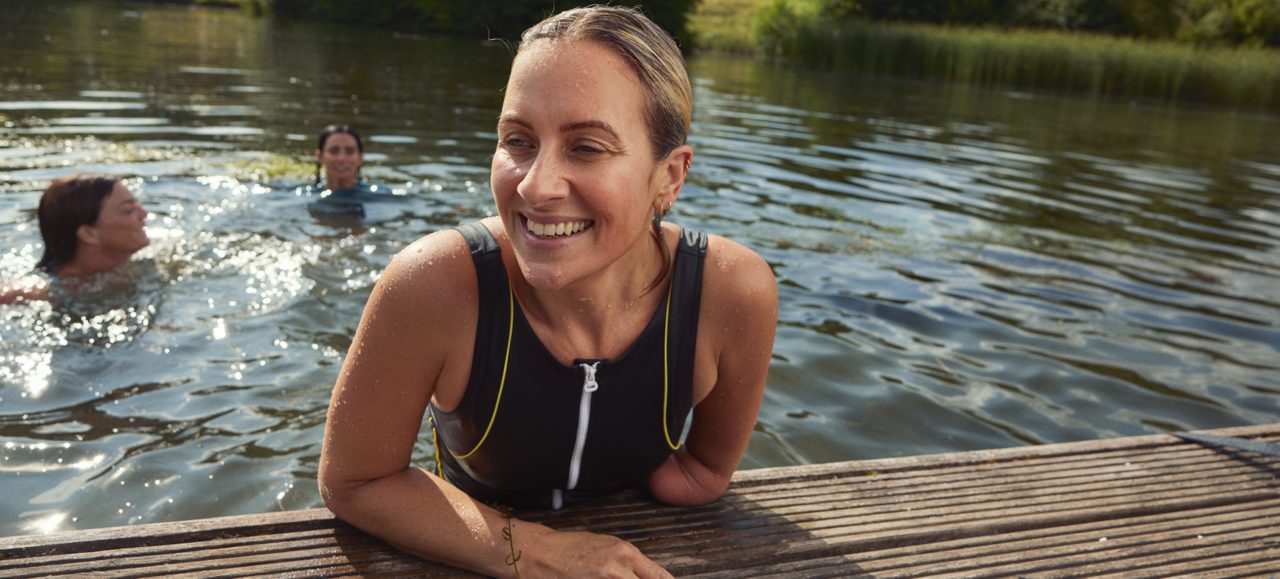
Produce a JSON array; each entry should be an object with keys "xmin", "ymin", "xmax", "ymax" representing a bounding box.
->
[{"xmin": 319, "ymin": 7, "xmax": 778, "ymax": 577}]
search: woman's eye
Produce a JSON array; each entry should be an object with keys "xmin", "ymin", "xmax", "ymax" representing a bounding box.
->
[
  {"xmin": 502, "ymin": 136, "xmax": 533, "ymax": 150},
  {"xmin": 572, "ymin": 142, "xmax": 607, "ymax": 156}
]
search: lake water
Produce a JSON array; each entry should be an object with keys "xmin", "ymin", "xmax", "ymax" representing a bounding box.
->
[{"xmin": 1, "ymin": 1, "xmax": 1278, "ymax": 538}]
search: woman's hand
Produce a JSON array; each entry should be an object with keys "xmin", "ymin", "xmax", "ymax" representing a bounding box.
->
[{"xmin": 519, "ymin": 525, "xmax": 673, "ymax": 579}]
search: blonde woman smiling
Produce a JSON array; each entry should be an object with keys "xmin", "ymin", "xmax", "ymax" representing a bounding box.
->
[{"xmin": 320, "ymin": 7, "xmax": 777, "ymax": 577}]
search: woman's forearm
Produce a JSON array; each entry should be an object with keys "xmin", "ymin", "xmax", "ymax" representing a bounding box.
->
[
  {"xmin": 321, "ymin": 466, "xmax": 546, "ymax": 578},
  {"xmin": 647, "ymin": 451, "xmax": 731, "ymax": 506}
]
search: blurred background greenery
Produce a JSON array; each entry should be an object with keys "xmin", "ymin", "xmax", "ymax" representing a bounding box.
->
[{"xmin": 140, "ymin": 0, "xmax": 1280, "ymax": 111}]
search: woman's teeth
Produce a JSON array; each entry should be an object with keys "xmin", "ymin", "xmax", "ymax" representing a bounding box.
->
[{"xmin": 528, "ymin": 220, "xmax": 588, "ymax": 238}]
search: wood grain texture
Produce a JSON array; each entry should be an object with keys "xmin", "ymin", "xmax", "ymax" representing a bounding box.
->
[{"xmin": 3, "ymin": 424, "xmax": 1277, "ymax": 577}]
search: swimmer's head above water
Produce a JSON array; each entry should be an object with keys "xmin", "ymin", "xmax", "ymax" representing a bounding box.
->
[
  {"xmin": 36, "ymin": 174, "xmax": 150, "ymax": 277},
  {"xmin": 314, "ymin": 124, "xmax": 364, "ymax": 191}
]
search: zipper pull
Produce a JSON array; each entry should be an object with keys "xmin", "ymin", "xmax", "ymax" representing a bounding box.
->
[{"xmin": 580, "ymin": 361, "xmax": 600, "ymax": 392}]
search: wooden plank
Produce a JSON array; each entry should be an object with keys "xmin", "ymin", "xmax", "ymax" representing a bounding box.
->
[
  {"xmin": 680, "ymin": 500, "xmax": 1280, "ymax": 577},
  {"xmin": 860, "ymin": 499, "xmax": 1280, "ymax": 571},
  {"xmin": 728, "ymin": 424, "xmax": 1280, "ymax": 485},
  {"xmin": 0, "ymin": 520, "xmax": 453, "ymax": 578},
  {"xmin": 599, "ymin": 467, "xmax": 1276, "ymax": 556},
  {"xmin": 628, "ymin": 442, "xmax": 1278, "ymax": 515},
  {"xmin": 643, "ymin": 489, "xmax": 1277, "ymax": 571},
  {"xmin": 2, "ymin": 425, "xmax": 1278, "ymax": 577},
  {"xmin": 728, "ymin": 449, "xmax": 1277, "ymax": 513},
  {"xmin": 897, "ymin": 506, "xmax": 1280, "ymax": 576}
]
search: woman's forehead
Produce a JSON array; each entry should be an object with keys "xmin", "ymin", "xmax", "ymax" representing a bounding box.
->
[
  {"xmin": 324, "ymin": 133, "xmax": 359, "ymax": 148},
  {"xmin": 504, "ymin": 40, "xmax": 644, "ymax": 123},
  {"xmin": 108, "ymin": 181, "xmax": 133, "ymax": 199},
  {"xmin": 513, "ymin": 38, "xmax": 634, "ymax": 80}
]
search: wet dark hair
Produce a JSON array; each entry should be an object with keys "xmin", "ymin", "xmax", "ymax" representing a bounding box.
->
[
  {"xmin": 314, "ymin": 124, "xmax": 364, "ymax": 187},
  {"xmin": 36, "ymin": 174, "xmax": 121, "ymax": 274}
]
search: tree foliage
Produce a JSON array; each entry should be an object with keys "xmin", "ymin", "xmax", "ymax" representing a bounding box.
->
[
  {"xmin": 817, "ymin": 0, "xmax": 1279, "ymax": 47},
  {"xmin": 268, "ymin": 0, "xmax": 701, "ymax": 48},
  {"xmin": 1180, "ymin": 0, "xmax": 1280, "ymax": 46}
]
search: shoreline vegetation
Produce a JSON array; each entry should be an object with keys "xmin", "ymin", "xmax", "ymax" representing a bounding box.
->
[
  {"xmin": 169, "ymin": 0, "xmax": 1280, "ymax": 111},
  {"xmin": 692, "ymin": 0, "xmax": 1280, "ymax": 112}
]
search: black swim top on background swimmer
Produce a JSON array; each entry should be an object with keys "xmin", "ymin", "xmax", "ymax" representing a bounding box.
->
[
  {"xmin": 306, "ymin": 181, "xmax": 369, "ymax": 219},
  {"xmin": 431, "ymin": 221, "xmax": 707, "ymax": 509}
]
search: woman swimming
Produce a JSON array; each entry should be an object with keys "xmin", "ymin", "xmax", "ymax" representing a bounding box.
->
[
  {"xmin": 1, "ymin": 174, "xmax": 150, "ymax": 304},
  {"xmin": 308, "ymin": 124, "xmax": 368, "ymax": 221}
]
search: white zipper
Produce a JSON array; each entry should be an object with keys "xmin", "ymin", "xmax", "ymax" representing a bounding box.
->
[{"xmin": 566, "ymin": 361, "xmax": 600, "ymax": 491}]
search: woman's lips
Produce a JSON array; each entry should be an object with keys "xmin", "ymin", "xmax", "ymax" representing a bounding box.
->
[{"xmin": 525, "ymin": 218, "xmax": 592, "ymax": 239}]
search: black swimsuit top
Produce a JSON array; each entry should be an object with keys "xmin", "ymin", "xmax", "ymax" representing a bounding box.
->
[{"xmin": 430, "ymin": 221, "xmax": 707, "ymax": 509}]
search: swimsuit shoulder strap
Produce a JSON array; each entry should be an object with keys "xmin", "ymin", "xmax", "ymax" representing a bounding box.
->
[
  {"xmin": 661, "ymin": 227, "xmax": 707, "ymax": 448},
  {"xmin": 455, "ymin": 221, "xmax": 508, "ymax": 295},
  {"xmin": 456, "ymin": 220, "xmax": 500, "ymax": 256}
]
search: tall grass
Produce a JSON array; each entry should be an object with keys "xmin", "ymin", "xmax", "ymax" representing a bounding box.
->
[
  {"xmin": 806, "ymin": 21, "xmax": 1278, "ymax": 109},
  {"xmin": 692, "ymin": 0, "xmax": 1280, "ymax": 111}
]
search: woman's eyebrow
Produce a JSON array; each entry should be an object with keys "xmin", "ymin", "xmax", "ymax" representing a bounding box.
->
[
  {"xmin": 497, "ymin": 115, "xmax": 532, "ymax": 129},
  {"xmin": 498, "ymin": 116, "xmax": 619, "ymax": 140},
  {"xmin": 562, "ymin": 120, "xmax": 619, "ymax": 140}
]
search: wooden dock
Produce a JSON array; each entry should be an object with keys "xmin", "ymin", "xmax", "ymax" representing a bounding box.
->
[{"xmin": 2, "ymin": 423, "xmax": 1278, "ymax": 577}]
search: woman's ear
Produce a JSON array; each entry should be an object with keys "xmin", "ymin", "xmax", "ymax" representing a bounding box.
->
[
  {"xmin": 657, "ymin": 145, "xmax": 694, "ymax": 204},
  {"xmin": 76, "ymin": 224, "xmax": 99, "ymax": 246}
]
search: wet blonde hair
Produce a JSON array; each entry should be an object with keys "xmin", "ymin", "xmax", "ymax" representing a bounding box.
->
[
  {"xmin": 520, "ymin": 5, "xmax": 691, "ymax": 160},
  {"xmin": 519, "ymin": 5, "xmax": 692, "ymax": 289}
]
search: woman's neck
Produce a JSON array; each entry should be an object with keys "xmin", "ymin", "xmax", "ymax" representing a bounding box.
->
[
  {"xmin": 325, "ymin": 176, "xmax": 358, "ymax": 190},
  {"xmin": 57, "ymin": 248, "xmax": 132, "ymax": 279},
  {"xmin": 511, "ymin": 233, "xmax": 671, "ymax": 362}
]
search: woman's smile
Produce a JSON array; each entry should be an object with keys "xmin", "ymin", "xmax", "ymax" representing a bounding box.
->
[{"xmin": 524, "ymin": 215, "xmax": 593, "ymax": 239}]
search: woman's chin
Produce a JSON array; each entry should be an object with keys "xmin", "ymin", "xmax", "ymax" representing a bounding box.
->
[{"xmin": 517, "ymin": 262, "xmax": 573, "ymax": 291}]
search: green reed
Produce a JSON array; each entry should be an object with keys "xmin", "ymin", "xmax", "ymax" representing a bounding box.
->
[{"xmin": 745, "ymin": 14, "xmax": 1280, "ymax": 111}]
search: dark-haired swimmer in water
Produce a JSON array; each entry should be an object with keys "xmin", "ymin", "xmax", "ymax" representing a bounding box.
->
[
  {"xmin": 0, "ymin": 174, "xmax": 150, "ymax": 305},
  {"xmin": 307, "ymin": 124, "xmax": 369, "ymax": 224}
]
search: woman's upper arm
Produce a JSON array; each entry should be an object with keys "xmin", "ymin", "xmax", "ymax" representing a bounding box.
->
[
  {"xmin": 650, "ymin": 235, "xmax": 777, "ymax": 503},
  {"xmin": 318, "ymin": 229, "xmax": 475, "ymax": 497},
  {"xmin": 0, "ymin": 279, "xmax": 48, "ymax": 305}
]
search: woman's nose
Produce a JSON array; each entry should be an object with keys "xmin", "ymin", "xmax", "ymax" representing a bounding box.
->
[{"xmin": 516, "ymin": 151, "xmax": 569, "ymax": 206}]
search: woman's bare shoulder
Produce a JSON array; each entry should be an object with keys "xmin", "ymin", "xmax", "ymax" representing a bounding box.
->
[
  {"xmin": 701, "ymin": 233, "xmax": 777, "ymax": 310},
  {"xmin": 372, "ymin": 222, "xmax": 489, "ymax": 321}
]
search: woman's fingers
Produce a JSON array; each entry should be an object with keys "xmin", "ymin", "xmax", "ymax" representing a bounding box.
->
[{"xmin": 522, "ymin": 529, "xmax": 669, "ymax": 578}]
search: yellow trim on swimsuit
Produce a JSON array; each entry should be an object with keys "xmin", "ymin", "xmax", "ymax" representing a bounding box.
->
[
  {"xmin": 430, "ymin": 414, "xmax": 442, "ymax": 476},
  {"xmin": 661, "ymin": 280, "xmax": 681, "ymax": 451},
  {"xmin": 450, "ymin": 276, "xmax": 682, "ymax": 457},
  {"xmin": 449, "ymin": 284, "xmax": 515, "ymax": 459}
]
